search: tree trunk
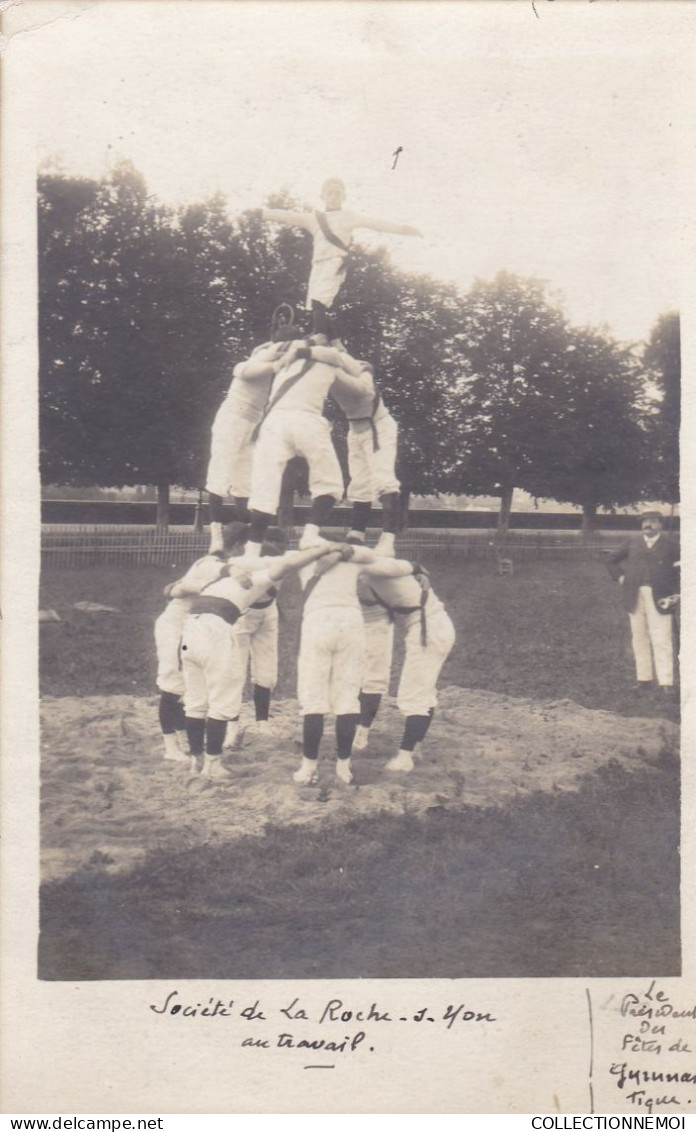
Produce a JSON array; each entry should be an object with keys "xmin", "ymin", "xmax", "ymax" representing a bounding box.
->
[
  {"xmin": 156, "ymin": 483, "xmax": 170, "ymax": 531},
  {"xmin": 668, "ymin": 500, "xmax": 676, "ymax": 534},
  {"xmin": 581, "ymin": 502, "xmax": 597, "ymax": 539},
  {"xmin": 278, "ymin": 466, "xmax": 295, "ymax": 534},
  {"xmin": 398, "ymin": 486, "xmax": 411, "ymax": 532},
  {"xmin": 497, "ymin": 483, "xmax": 514, "ymax": 537},
  {"xmin": 193, "ymin": 488, "xmax": 204, "ymax": 532}
]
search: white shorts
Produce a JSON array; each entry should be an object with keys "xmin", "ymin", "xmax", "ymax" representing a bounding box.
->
[
  {"xmin": 181, "ymin": 613, "xmax": 244, "ymax": 721},
  {"xmin": 361, "ymin": 605, "xmax": 394, "ymax": 695},
  {"xmin": 347, "ymin": 414, "xmax": 400, "ymax": 503},
  {"xmin": 205, "ymin": 407, "xmax": 256, "ymax": 499},
  {"xmin": 249, "ymin": 410, "xmax": 344, "ymax": 517},
  {"xmin": 232, "ymin": 602, "xmax": 279, "ymax": 690},
  {"xmin": 305, "ymin": 254, "xmax": 347, "ymax": 310},
  {"xmin": 154, "ymin": 612, "xmax": 185, "ymax": 696},
  {"xmin": 397, "ymin": 609, "xmax": 456, "ymax": 717},
  {"xmin": 298, "ymin": 606, "xmax": 364, "ymax": 716}
]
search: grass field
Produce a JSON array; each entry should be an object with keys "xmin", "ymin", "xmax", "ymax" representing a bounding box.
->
[
  {"xmin": 39, "ymin": 552, "xmax": 681, "ymax": 979},
  {"xmin": 40, "ymin": 553, "xmax": 679, "ymax": 720}
]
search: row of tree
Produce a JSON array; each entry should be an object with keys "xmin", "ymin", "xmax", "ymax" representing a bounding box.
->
[{"xmin": 39, "ymin": 163, "xmax": 679, "ymax": 532}]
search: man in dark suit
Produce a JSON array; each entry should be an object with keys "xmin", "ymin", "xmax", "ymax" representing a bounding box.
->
[{"xmin": 607, "ymin": 512, "xmax": 680, "ymax": 693}]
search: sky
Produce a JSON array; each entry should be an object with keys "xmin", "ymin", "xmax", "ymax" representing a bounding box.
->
[{"xmin": 8, "ymin": 0, "xmax": 693, "ymax": 343}]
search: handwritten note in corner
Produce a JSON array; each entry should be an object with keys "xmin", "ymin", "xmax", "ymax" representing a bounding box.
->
[{"xmin": 595, "ymin": 981, "xmax": 695, "ymax": 1115}]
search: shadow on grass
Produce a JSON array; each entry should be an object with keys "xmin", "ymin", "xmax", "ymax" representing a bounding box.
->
[{"xmin": 39, "ymin": 752, "xmax": 680, "ymax": 980}]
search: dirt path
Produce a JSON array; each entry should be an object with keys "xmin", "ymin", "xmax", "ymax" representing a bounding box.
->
[{"xmin": 41, "ymin": 688, "xmax": 677, "ymax": 884}]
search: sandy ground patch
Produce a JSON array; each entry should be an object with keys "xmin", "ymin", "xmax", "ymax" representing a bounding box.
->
[{"xmin": 41, "ymin": 688, "xmax": 677, "ymax": 884}]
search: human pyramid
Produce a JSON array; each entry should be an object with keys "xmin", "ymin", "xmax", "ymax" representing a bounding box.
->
[{"xmin": 154, "ymin": 178, "xmax": 456, "ymax": 788}]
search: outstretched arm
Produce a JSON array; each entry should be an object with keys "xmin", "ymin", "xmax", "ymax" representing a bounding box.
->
[
  {"xmin": 303, "ymin": 344, "xmax": 375, "ymax": 401},
  {"xmin": 167, "ymin": 557, "xmax": 227, "ymax": 598},
  {"xmin": 334, "ymin": 352, "xmax": 371, "ymax": 378},
  {"xmin": 268, "ymin": 543, "xmax": 344, "ymax": 581},
  {"xmin": 332, "ymin": 368, "xmax": 375, "ymax": 400},
  {"xmin": 260, "ymin": 208, "xmax": 313, "ymax": 231},
  {"xmin": 229, "ymin": 544, "xmax": 342, "ymax": 601},
  {"xmin": 309, "ymin": 344, "xmax": 372, "ymax": 379},
  {"xmin": 361, "ymin": 557, "xmax": 415, "ymax": 579},
  {"xmin": 327, "ymin": 545, "xmax": 417, "ymax": 578},
  {"xmin": 319, "ymin": 545, "xmax": 411, "ymax": 575},
  {"xmin": 233, "ymin": 341, "xmax": 295, "ymax": 382},
  {"xmin": 355, "ymin": 214, "xmax": 422, "ymax": 237},
  {"xmin": 302, "ymin": 345, "xmax": 346, "ymax": 369},
  {"xmin": 339, "ymin": 545, "xmax": 379, "ymax": 565}
]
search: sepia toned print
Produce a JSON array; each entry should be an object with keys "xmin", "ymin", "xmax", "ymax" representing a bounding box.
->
[{"xmin": 2, "ymin": 0, "xmax": 693, "ymax": 1115}]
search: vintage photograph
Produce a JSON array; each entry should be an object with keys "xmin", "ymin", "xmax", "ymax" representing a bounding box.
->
[{"xmin": 32, "ymin": 0, "xmax": 681, "ymax": 984}]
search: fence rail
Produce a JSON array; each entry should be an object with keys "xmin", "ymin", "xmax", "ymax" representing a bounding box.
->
[
  {"xmin": 41, "ymin": 524, "xmax": 631, "ymax": 569},
  {"xmin": 41, "ymin": 499, "xmax": 680, "ymax": 532}
]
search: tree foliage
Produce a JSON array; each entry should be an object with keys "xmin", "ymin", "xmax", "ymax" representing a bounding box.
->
[
  {"xmin": 521, "ymin": 326, "xmax": 652, "ymax": 528},
  {"xmin": 643, "ymin": 311, "xmax": 680, "ymax": 504},
  {"xmin": 39, "ymin": 166, "xmax": 673, "ymax": 524},
  {"xmin": 441, "ymin": 273, "xmax": 574, "ymax": 530},
  {"xmin": 38, "ymin": 168, "xmax": 461, "ymax": 496},
  {"xmin": 40, "ymin": 164, "xmax": 237, "ymax": 488}
]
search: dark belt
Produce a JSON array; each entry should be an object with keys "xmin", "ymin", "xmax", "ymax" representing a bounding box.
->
[
  {"xmin": 190, "ymin": 597, "xmax": 242, "ymax": 626},
  {"xmin": 250, "ymin": 595, "xmax": 276, "ymax": 610},
  {"xmin": 367, "ymin": 586, "xmax": 429, "ymax": 646}
]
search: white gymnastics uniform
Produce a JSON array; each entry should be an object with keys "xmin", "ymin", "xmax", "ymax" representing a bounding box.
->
[
  {"xmin": 362, "ymin": 572, "xmax": 455, "ymax": 717},
  {"xmin": 248, "ymin": 353, "xmax": 344, "ymax": 517},
  {"xmin": 262, "ymin": 208, "xmax": 416, "ymax": 309},
  {"xmin": 357, "ymin": 576, "xmax": 395, "ymax": 697},
  {"xmin": 331, "ymin": 364, "xmax": 400, "ymax": 503},
  {"xmin": 154, "ymin": 555, "xmax": 228, "ymax": 697},
  {"xmin": 232, "ymin": 592, "xmax": 279, "ymax": 692},
  {"xmin": 297, "ymin": 560, "xmax": 365, "ymax": 717},
  {"xmin": 205, "ymin": 342, "xmax": 277, "ymax": 499},
  {"xmin": 181, "ymin": 568, "xmax": 274, "ymax": 721}
]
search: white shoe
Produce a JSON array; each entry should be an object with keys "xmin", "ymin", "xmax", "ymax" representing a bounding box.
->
[
  {"xmin": 336, "ymin": 758, "xmax": 353, "ymax": 784},
  {"xmin": 299, "ymin": 526, "xmax": 331, "ymax": 550},
  {"xmin": 189, "ymin": 753, "xmax": 203, "ymax": 775},
  {"xmin": 240, "ymin": 719, "xmax": 274, "ymax": 742},
  {"xmin": 162, "ymin": 733, "xmax": 189, "ymax": 763},
  {"xmin": 223, "ymin": 723, "xmax": 240, "ymax": 750},
  {"xmin": 201, "ymin": 755, "xmax": 232, "ymax": 780},
  {"xmin": 352, "ymin": 725, "xmax": 370, "ymax": 752},
  {"xmin": 293, "ymin": 758, "xmax": 318, "ymax": 785},
  {"xmin": 386, "ymin": 750, "xmax": 414, "ymax": 773},
  {"xmin": 299, "ymin": 524, "xmax": 320, "ymax": 549},
  {"xmin": 374, "ymin": 532, "xmax": 396, "ymax": 557},
  {"xmin": 208, "ymin": 522, "xmax": 224, "ymax": 554},
  {"xmin": 164, "ymin": 748, "xmax": 189, "ymax": 764}
]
